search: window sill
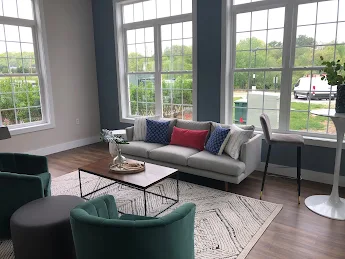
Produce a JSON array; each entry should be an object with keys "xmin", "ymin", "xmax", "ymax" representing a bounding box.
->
[
  {"xmin": 9, "ymin": 122, "xmax": 55, "ymax": 136},
  {"xmin": 120, "ymin": 117, "xmax": 135, "ymax": 124}
]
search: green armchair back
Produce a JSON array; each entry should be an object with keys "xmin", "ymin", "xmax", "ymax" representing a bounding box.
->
[
  {"xmin": 0, "ymin": 153, "xmax": 51, "ymax": 238},
  {"xmin": 70, "ymin": 195, "xmax": 196, "ymax": 259}
]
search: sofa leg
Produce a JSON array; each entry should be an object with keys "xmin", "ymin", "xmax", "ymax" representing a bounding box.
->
[{"xmin": 224, "ymin": 182, "xmax": 229, "ymax": 192}]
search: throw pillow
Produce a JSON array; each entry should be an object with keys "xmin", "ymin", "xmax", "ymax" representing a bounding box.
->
[
  {"xmin": 224, "ymin": 124, "xmax": 254, "ymax": 160},
  {"xmin": 170, "ymin": 127, "xmax": 209, "ymax": 151},
  {"xmin": 133, "ymin": 117, "xmax": 158, "ymax": 141},
  {"xmin": 205, "ymin": 127, "xmax": 231, "ymax": 155},
  {"xmin": 145, "ymin": 119, "xmax": 170, "ymax": 144}
]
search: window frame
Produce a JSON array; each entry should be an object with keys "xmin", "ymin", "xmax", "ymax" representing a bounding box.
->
[
  {"xmin": 0, "ymin": 0, "xmax": 55, "ymax": 135},
  {"xmin": 222, "ymin": 0, "xmax": 342, "ymax": 140},
  {"xmin": 113, "ymin": 0, "xmax": 197, "ymax": 123}
]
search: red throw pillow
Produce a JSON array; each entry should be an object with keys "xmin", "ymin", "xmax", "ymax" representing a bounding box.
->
[{"xmin": 170, "ymin": 126, "xmax": 209, "ymax": 151}]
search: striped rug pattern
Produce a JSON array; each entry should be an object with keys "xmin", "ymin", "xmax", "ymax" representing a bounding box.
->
[{"xmin": 0, "ymin": 171, "xmax": 282, "ymax": 259}]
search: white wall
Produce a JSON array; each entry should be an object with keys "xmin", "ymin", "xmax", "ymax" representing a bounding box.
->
[{"xmin": 0, "ymin": 0, "xmax": 100, "ymax": 154}]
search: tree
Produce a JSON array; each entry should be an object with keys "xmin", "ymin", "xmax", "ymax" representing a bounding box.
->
[{"xmin": 296, "ymin": 35, "xmax": 315, "ymax": 47}]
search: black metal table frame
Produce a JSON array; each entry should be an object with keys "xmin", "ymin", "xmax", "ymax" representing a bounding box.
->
[{"xmin": 78, "ymin": 169, "xmax": 179, "ymax": 217}]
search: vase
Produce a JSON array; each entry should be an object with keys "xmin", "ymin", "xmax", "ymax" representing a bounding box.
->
[
  {"xmin": 336, "ymin": 84, "xmax": 345, "ymax": 113},
  {"xmin": 113, "ymin": 148, "xmax": 126, "ymax": 168}
]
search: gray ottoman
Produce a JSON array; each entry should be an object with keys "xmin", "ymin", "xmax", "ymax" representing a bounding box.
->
[{"xmin": 10, "ymin": 195, "xmax": 84, "ymax": 259}]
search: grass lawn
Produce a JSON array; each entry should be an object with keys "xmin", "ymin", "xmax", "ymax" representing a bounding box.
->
[{"xmin": 233, "ymin": 97, "xmax": 330, "ymax": 132}]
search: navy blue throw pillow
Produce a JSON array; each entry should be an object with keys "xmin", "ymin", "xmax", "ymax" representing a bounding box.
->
[
  {"xmin": 205, "ymin": 126, "xmax": 231, "ymax": 155},
  {"xmin": 145, "ymin": 119, "xmax": 170, "ymax": 144}
]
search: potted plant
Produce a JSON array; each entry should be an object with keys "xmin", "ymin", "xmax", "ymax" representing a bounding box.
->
[
  {"xmin": 320, "ymin": 56, "xmax": 345, "ymax": 113},
  {"xmin": 100, "ymin": 129, "xmax": 129, "ymax": 167}
]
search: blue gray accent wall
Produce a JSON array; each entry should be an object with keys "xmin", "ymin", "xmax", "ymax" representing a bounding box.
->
[
  {"xmin": 92, "ymin": 0, "xmax": 343, "ymax": 176},
  {"xmin": 92, "ymin": 0, "xmax": 130, "ymax": 130},
  {"xmin": 196, "ymin": 0, "xmax": 222, "ymax": 122}
]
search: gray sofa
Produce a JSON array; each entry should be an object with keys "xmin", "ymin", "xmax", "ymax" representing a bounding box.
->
[{"xmin": 121, "ymin": 120, "xmax": 262, "ymax": 185}]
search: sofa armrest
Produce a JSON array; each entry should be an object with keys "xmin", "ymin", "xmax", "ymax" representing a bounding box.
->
[
  {"xmin": 126, "ymin": 126, "xmax": 134, "ymax": 141},
  {"xmin": 240, "ymin": 133, "xmax": 262, "ymax": 175}
]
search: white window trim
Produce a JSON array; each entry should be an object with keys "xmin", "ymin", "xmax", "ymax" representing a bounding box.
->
[
  {"xmin": 113, "ymin": 0, "xmax": 197, "ymax": 124},
  {"xmin": 221, "ymin": 0, "xmax": 342, "ymax": 143},
  {"xmin": 1, "ymin": 0, "xmax": 55, "ymax": 136}
]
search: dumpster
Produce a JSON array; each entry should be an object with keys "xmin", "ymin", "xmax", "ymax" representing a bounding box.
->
[{"xmin": 234, "ymin": 99, "xmax": 247, "ymax": 124}]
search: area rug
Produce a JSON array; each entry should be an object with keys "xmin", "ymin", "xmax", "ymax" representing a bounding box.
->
[{"xmin": 0, "ymin": 171, "xmax": 282, "ymax": 259}]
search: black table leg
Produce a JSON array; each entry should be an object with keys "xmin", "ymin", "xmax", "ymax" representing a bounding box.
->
[
  {"xmin": 78, "ymin": 169, "xmax": 82, "ymax": 198},
  {"xmin": 144, "ymin": 189, "xmax": 147, "ymax": 216},
  {"xmin": 177, "ymin": 171, "xmax": 179, "ymax": 202}
]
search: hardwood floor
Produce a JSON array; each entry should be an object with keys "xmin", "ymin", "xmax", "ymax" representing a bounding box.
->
[{"xmin": 47, "ymin": 143, "xmax": 345, "ymax": 259}]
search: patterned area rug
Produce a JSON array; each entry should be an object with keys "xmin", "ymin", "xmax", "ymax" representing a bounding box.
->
[{"xmin": 0, "ymin": 171, "xmax": 282, "ymax": 259}]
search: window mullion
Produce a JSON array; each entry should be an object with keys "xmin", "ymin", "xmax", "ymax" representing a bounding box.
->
[
  {"xmin": 154, "ymin": 24, "xmax": 162, "ymax": 117},
  {"xmin": 279, "ymin": 2, "xmax": 297, "ymax": 131}
]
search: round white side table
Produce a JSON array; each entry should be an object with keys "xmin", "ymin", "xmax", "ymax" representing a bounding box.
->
[{"xmin": 305, "ymin": 109, "xmax": 345, "ymax": 220}]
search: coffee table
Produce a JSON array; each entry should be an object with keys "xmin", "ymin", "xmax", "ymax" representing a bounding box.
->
[{"xmin": 78, "ymin": 158, "xmax": 179, "ymax": 217}]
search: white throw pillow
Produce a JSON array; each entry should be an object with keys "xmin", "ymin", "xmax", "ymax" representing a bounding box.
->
[
  {"xmin": 133, "ymin": 116, "xmax": 159, "ymax": 141},
  {"xmin": 224, "ymin": 124, "xmax": 254, "ymax": 160}
]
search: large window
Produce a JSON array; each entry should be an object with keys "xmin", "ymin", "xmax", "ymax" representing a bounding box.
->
[
  {"xmin": 0, "ymin": 0, "xmax": 50, "ymax": 131},
  {"xmin": 115, "ymin": 0, "xmax": 195, "ymax": 122},
  {"xmin": 226, "ymin": 0, "xmax": 345, "ymax": 137}
]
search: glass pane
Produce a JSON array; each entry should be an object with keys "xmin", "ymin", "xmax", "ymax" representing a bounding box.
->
[
  {"xmin": 171, "ymin": 0, "xmax": 182, "ymax": 16},
  {"xmin": 317, "ymin": 0, "xmax": 338, "ymax": 24},
  {"xmin": 172, "ymin": 40, "xmax": 182, "ymax": 54},
  {"xmin": 127, "ymin": 30, "xmax": 135, "ymax": 44},
  {"xmin": 0, "ymin": 78, "xmax": 11, "ymax": 93},
  {"xmin": 267, "ymin": 49, "xmax": 282, "ymax": 67},
  {"xmin": 162, "ymin": 41, "xmax": 171, "ymax": 55},
  {"xmin": 161, "ymin": 24, "xmax": 171, "ymax": 41},
  {"xmin": 290, "ymin": 111, "xmax": 308, "ymax": 132},
  {"xmin": 296, "ymin": 26, "xmax": 315, "ymax": 47},
  {"xmin": 157, "ymin": 0, "xmax": 170, "ymax": 18},
  {"xmin": 267, "ymin": 29, "xmax": 283, "ymax": 48},
  {"xmin": 234, "ymin": 0, "xmax": 250, "ymax": 5},
  {"xmin": 252, "ymin": 10, "xmax": 268, "ymax": 31},
  {"xmin": 3, "ymin": 0, "xmax": 18, "ymax": 18},
  {"xmin": 145, "ymin": 27, "xmax": 154, "ymax": 42},
  {"xmin": 268, "ymin": 7, "xmax": 285, "ymax": 29},
  {"xmin": 0, "ymin": 93, "xmax": 13, "ymax": 109},
  {"xmin": 250, "ymin": 49, "xmax": 266, "ymax": 68},
  {"xmin": 182, "ymin": 106, "xmax": 192, "ymax": 120},
  {"xmin": 145, "ymin": 42, "xmax": 154, "ymax": 57},
  {"xmin": 133, "ymin": 2, "xmax": 143, "ymax": 23},
  {"xmin": 337, "ymin": 23, "xmax": 345, "ymax": 44},
  {"xmin": 21, "ymin": 43, "xmax": 34, "ymax": 58},
  {"xmin": 336, "ymin": 44, "xmax": 345, "ymax": 61},
  {"xmin": 136, "ymin": 28, "xmax": 145, "ymax": 43},
  {"xmin": 183, "ymin": 21, "xmax": 192, "ymax": 38},
  {"xmin": 236, "ymin": 13, "xmax": 251, "ymax": 32},
  {"xmin": 235, "ymin": 51, "xmax": 250, "ymax": 68},
  {"xmin": 0, "ymin": 58, "xmax": 9, "ymax": 73},
  {"xmin": 181, "ymin": 0, "xmax": 192, "ymax": 14},
  {"xmin": 251, "ymin": 30, "xmax": 266, "ymax": 47},
  {"xmin": 340, "ymin": 0, "xmax": 345, "ymax": 21},
  {"xmin": 30, "ymin": 107, "xmax": 42, "ymax": 122},
  {"xmin": 143, "ymin": 0, "xmax": 156, "ymax": 21},
  {"xmin": 5, "ymin": 25, "xmax": 19, "ymax": 42},
  {"xmin": 295, "ymin": 47, "xmax": 313, "ymax": 67},
  {"xmin": 14, "ymin": 92, "xmax": 28, "ymax": 108},
  {"xmin": 315, "ymin": 23, "xmax": 336, "ymax": 45},
  {"xmin": 297, "ymin": 3, "xmax": 317, "ymax": 25},
  {"xmin": 183, "ymin": 38, "xmax": 192, "ymax": 54},
  {"xmin": 19, "ymin": 27, "xmax": 33, "ymax": 43},
  {"xmin": 135, "ymin": 43, "xmax": 145, "ymax": 56},
  {"xmin": 1, "ymin": 110, "xmax": 15, "ymax": 125},
  {"xmin": 123, "ymin": 4, "xmax": 133, "ymax": 24},
  {"xmin": 28, "ymin": 91, "xmax": 41, "ymax": 106},
  {"xmin": 314, "ymin": 45, "xmax": 335, "ymax": 66},
  {"xmin": 17, "ymin": 0, "xmax": 34, "ymax": 20},
  {"xmin": 172, "ymin": 23, "xmax": 182, "ymax": 39},
  {"xmin": 16, "ymin": 108, "xmax": 29, "ymax": 124}
]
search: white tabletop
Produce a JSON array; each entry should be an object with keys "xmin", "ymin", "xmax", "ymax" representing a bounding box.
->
[
  {"xmin": 311, "ymin": 109, "xmax": 345, "ymax": 119},
  {"xmin": 111, "ymin": 129, "xmax": 126, "ymax": 135}
]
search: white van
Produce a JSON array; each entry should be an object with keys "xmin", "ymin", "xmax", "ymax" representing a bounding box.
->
[{"xmin": 293, "ymin": 76, "xmax": 336, "ymax": 100}]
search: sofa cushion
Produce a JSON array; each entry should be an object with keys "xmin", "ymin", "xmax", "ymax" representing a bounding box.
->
[
  {"xmin": 176, "ymin": 120, "xmax": 211, "ymax": 131},
  {"xmin": 170, "ymin": 127, "xmax": 209, "ymax": 151},
  {"xmin": 211, "ymin": 122, "xmax": 255, "ymax": 133},
  {"xmin": 149, "ymin": 145, "xmax": 200, "ymax": 166},
  {"xmin": 121, "ymin": 141, "xmax": 164, "ymax": 158},
  {"xmin": 145, "ymin": 119, "xmax": 170, "ymax": 144},
  {"xmin": 188, "ymin": 151, "xmax": 246, "ymax": 177},
  {"xmin": 224, "ymin": 124, "xmax": 254, "ymax": 160}
]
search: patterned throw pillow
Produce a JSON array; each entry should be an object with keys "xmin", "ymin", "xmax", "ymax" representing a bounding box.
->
[
  {"xmin": 224, "ymin": 124, "xmax": 254, "ymax": 160},
  {"xmin": 133, "ymin": 117, "xmax": 158, "ymax": 141},
  {"xmin": 205, "ymin": 127, "xmax": 231, "ymax": 155},
  {"xmin": 145, "ymin": 119, "xmax": 170, "ymax": 144}
]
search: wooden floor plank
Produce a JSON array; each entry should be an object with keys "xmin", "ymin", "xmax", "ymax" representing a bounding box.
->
[{"xmin": 47, "ymin": 143, "xmax": 345, "ymax": 259}]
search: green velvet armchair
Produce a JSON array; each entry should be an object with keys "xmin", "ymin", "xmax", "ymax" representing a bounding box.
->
[
  {"xmin": 70, "ymin": 195, "xmax": 196, "ymax": 259},
  {"xmin": 0, "ymin": 153, "xmax": 51, "ymax": 239}
]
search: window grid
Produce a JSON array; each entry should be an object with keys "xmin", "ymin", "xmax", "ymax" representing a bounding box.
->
[
  {"xmin": 0, "ymin": 0, "xmax": 42, "ymax": 126},
  {"xmin": 121, "ymin": 1, "xmax": 194, "ymax": 120}
]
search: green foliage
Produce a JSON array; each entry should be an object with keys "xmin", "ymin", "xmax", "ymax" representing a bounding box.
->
[
  {"xmin": 0, "ymin": 77, "xmax": 41, "ymax": 125},
  {"xmin": 320, "ymin": 56, "xmax": 345, "ymax": 86}
]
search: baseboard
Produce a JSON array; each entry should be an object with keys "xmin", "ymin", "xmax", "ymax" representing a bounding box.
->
[
  {"xmin": 258, "ymin": 162, "xmax": 345, "ymax": 187},
  {"xmin": 28, "ymin": 136, "xmax": 100, "ymax": 156}
]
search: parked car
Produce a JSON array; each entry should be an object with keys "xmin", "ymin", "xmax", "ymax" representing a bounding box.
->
[{"xmin": 293, "ymin": 76, "xmax": 336, "ymax": 100}]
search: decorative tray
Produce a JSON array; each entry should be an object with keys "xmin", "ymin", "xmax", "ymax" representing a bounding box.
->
[{"xmin": 109, "ymin": 162, "xmax": 145, "ymax": 174}]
